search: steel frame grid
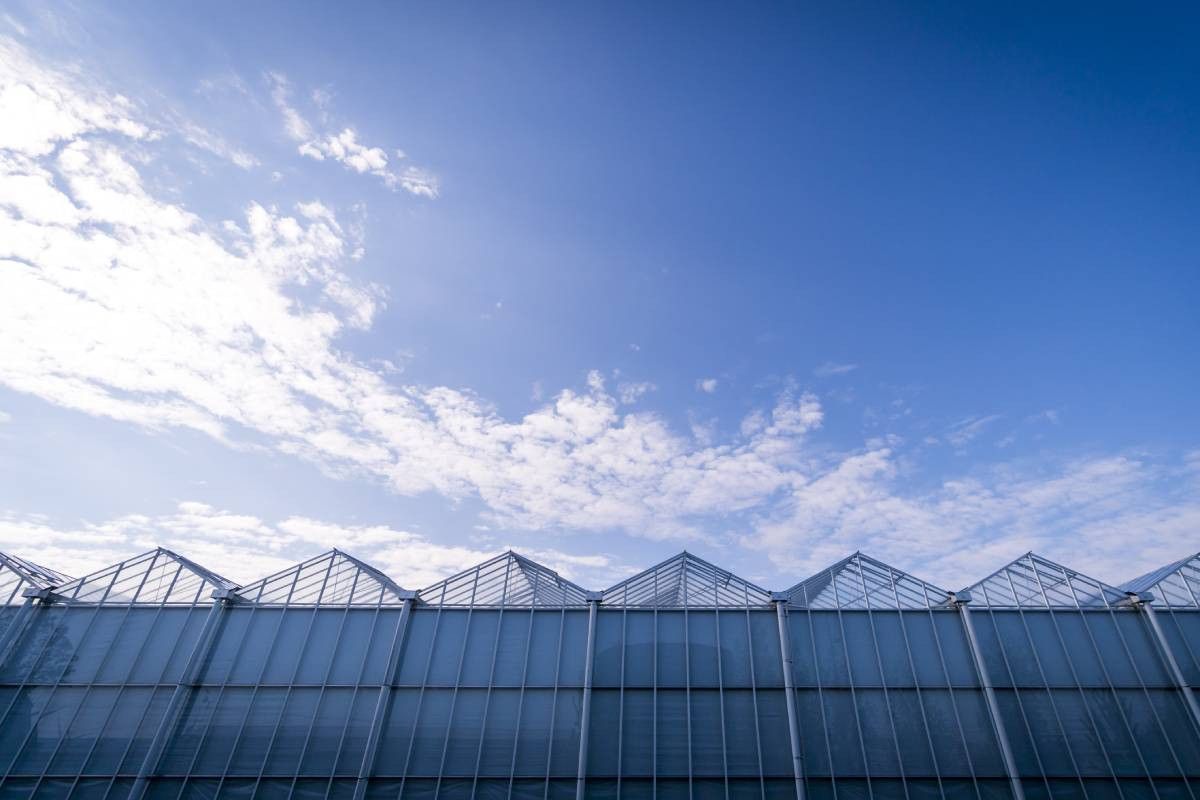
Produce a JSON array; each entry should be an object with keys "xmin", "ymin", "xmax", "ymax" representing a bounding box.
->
[
  {"xmin": 599, "ymin": 551, "xmax": 774, "ymax": 609},
  {"xmin": 0, "ymin": 553, "xmax": 70, "ymax": 606},
  {"xmin": 963, "ymin": 552, "xmax": 1128, "ymax": 609},
  {"xmin": 4, "ymin": 547, "xmax": 1200, "ymax": 800},
  {"xmin": 0, "ymin": 550, "xmax": 217, "ymax": 800},
  {"xmin": 593, "ymin": 578, "xmax": 781, "ymax": 798},
  {"xmin": 416, "ymin": 551, "xmax": 590, "ymax": 608},
  {"xmin": 783, "ymin": 552, "xmax": 950, "ymax": 611},
  {"xmin": 234, "ymin": 550, "xmax": 409, "ymax": 607},
  {"xmin": 786, "ymin": 570, "xmax": 1004, "ymax": 800},
  {"xmin": 965, "ymin": 558, "xmax": 1200, "ymax": 800},
  {"xmin": 384, "ymin": 557, "xmax": 583, "ymax": 799},
  {"xmin": 49, "ymin": 548, "xmax": 236, "ymax": 607}
]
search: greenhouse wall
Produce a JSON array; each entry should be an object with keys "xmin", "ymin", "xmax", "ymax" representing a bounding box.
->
[{"xmin": 0, "ymin": 549, "xmax": 1198, "ymax": 800}]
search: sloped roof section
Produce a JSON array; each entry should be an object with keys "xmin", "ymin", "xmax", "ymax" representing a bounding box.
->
[
  {"xmin": 0, "ymin": 552, "xmax": 71, "ymax": 605},
  {"xmin": 52, "ymin": 548, "xmax": 235, "ymax": 605},
  {"xmin": 963, "ymin": 552, "xmax": 1127, "ymax": 608},
  {"xmin": 601, "ymin": 552, "xmax": 772, "ymax": 607},
  {"xmin": 785, "ymin": 552, "xmax": 949, "ymax": 609},
  {"xmin": 236, "ymin": 550, "xmax": 411, "ymax": 605},
  {"xmin": 1121, "ymin": 553, "xmax": 1200, "ymax": 607},
  {"xmin": 418, "ymin": 551, "xmax": 590, "ymax": 607}
]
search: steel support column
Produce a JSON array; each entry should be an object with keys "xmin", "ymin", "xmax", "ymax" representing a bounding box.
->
[
  {"xmin": 772, "ymin": 595, "xmax": 806, "ymax": 800},
  {"xmin": 575, "ymin": 593, "xmax": 601, "ymax": 800},
  {"xmin": 953, "ymin": 593, "xmax": 1025, "ymax": 800},
  {"xmin": 129, "ymin": 589, "xmax": 235, "ymax": 800},
  {"xmin": 354, "ymin": 593, "xmax": 417, "ymax": 800},
  {"xmin": 1131, "ymin": 593, "xmax": 1200, "ymax": 734}
]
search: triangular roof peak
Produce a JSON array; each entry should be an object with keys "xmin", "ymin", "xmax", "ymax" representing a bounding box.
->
[
  {"xmin": 601, "ymin": 551, "xmax": 772, "ymax": 607},
  {"xmin": 963, "ymin": 552, "xmax": 1126, "ymax": 608},
  {"xmin": 235, "ymin": 549, "xmax": 411, "ymax": 606},
  {"xmin": 0, "ymin": 551, "xmax": 71, "ymax": 605},
  {"xmin": 51, "ymin": 547, "xmax": 236, "ymax": 605},
  {"xmin": 418, "ymin": 550, "xmax": 590, "ymax": 607},
  {"xmin": 785, "ymin": 552, "xmax": 949, "ymax": 609},
  {"xmin": 1120, "ymin": 552, "xmax": 1200, "ymax": 607}
]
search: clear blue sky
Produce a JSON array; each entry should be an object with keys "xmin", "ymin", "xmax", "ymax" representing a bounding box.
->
[{"xmin": 0, "ymin": 2, "xmax": 1196, "ymax": 590}]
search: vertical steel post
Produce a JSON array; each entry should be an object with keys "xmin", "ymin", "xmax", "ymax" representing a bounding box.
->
[
  {"xmin": 772, "ymin": 594, "xmax": 806, "ymax": 800},
  {"xmin": 575, "ymin": 593, "xmax": 601, "ymax": 800},
  {"xmin": 354, "ymin": 593, "xmax": 417, "ymax": 800},
  {"xmin": 953, "ymin": 593, "xmax": 1025, "ymax": 800},
  {"xmin": 1131, "ymin": 593, "xmax": 1200, "ymax": 734},
  {"xmin": 129, "ymin": 589, "xmax": 235, "ymax": 800}
]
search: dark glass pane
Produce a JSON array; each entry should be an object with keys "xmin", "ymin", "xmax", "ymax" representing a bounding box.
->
[
  {"xmin": 873, "ymin": 612, "xmax": 917, "ymax": 687},
  {"xmin": 687, "ymin": 613, "xmax": 719, "ymax": 687},
  {"xmin": 558, "ymin": 612, "xmax": 589, "ymax": 687},
  {"xmin": 441, "ymin": 689, "xmax": 486, "ymax": 775},
  {"xmin": 295, "ymin": 609, "xmax": 344, "ymax": 684},
  {"xmin": 592, "ymin": 612, "xmax": 622, "ymax": 687},
  {"xmin": 718, "ymin": 612, "xmax": 753, "ymax": 687},
  {"xmin": 525, "ymin": 613, "xmax": 562, "ymax": 687},
  {"xmin": 261, "ymin": 611, "xmax": 313, "ymax": 684},
  {"xmin": 513, "ymin": 689, "xmax": 553, "ymax": 776},
  {"xmin": 621, "ymin": 690, "xmax": 653, "ymax": 776},
  {"xmin": 478, "ymin": 689, "xmax": 520, "ymax": 776},
  {"xmin": 426, "ymin": 611, "xmax": 469, "ymax": 686},
  {"xmin": 656, "ymin": 613, "xmax": 686, "ymax": 688},
  {"xmin": 749, "ymin": 611, "xmax": 783, "ymax": 686},
  {"xmin": 549, "ymin": 689, "xmax": 582, "ymax": 775},
  {"xmin": 586, "ymin": 689, "xmax": 619, "ymax": 777},
  {"xmin": 459, "ymin": 612, "xmax": 500, "ymax": 686},
  {"xmin": 755, "ymin": 690, "xmax": 791, "ymax": 776},
  {"xmin": 396, "ymin": 611, "xmax": 436, "ymax": 685},
  {"xmin": 809, "ymin": 613, "xmax": 850, "ymax": 687},
  {"xmin": 623, "ymin": 614, "xmax": 654, "ymax": 687},
  {"xmin": 494, "ymin": 612, "xmax": 533, "ymax": 687},
  {"xmin": 376, "ymin": 688, "xmax": 420, "ymax": 776},
  {"xmin": 841, "ymin": 614, "xmax": 883, "ymax": 687},
  {"xmin": 690, "ymin": 689, "xmax": 724, "ymax": 776}
]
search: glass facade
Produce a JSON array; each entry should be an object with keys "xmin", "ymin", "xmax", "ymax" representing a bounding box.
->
[{"xmin": 1, "ymin": 547, "xmax": 1198, "ymax": 800}]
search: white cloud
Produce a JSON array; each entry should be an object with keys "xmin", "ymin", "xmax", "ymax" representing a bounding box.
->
[
  {"xmin": 696, "ymin": 377, "xmax": 718, "ymax": 393},
  {"xmin": 750, "ymin": 449, "xmax": 1200, "ymax": 589},
  {"xmin": 1, "ymin": 38, "xmax": 1196, "ymax": 592},
  {"xmin": 0, "ymin": 501, "xmax": 614, "ymax": 589},
  {"xmin": 617, "ymin": 381, "xmax": 655, "ymax": 404},
  {"xmin": 813, "ymin": 361, "xmax": 858, "ymax": 377},
  {"xmin": 267, "ymin": 72, "xmax": 437, "ymax": 197},
  {"xmin": 944, "ymin": 414, "xmax": 1002, "ymax": 447}
]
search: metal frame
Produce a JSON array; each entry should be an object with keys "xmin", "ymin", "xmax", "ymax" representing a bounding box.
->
[{"xmin": 3, "ymin": 546, "xmax": 1200, "ymax": 799}]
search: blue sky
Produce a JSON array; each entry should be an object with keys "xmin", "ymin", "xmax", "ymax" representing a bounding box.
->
[{"xmin": 0, "ymin": 2, "xmax": 1197, "ymax": 591}]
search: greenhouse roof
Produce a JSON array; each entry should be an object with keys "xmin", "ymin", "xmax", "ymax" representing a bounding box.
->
[{"xmin": 0, "ymin": 546, "xmax": 1191, "ymax": 609}]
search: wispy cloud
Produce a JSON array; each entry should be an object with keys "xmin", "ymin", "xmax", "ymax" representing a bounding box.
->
[
  {"xmin": 0, "ymin": 501, "xmax": 618, "ymax": 588},
  {"xmin": 944, "ymin": 414, "xmax": 1002, "ymax": 447},
  {"xmin": 266, "ymin": 71, "xmax": 437, "ymax": 197},
  {"xmin": 813, "ymin": 361, "xmax": 858, "ymax": 377},
  {"xmin": 1, "ymin": 37, "xmax": 1195, "ymax": 590},
  {"xmin": 696, "ymin": 377, "xmax": 718, "ymax": 393}
]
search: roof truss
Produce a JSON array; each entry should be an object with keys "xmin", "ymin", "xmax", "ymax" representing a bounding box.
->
[
  {"xmin": 785, "ymin": 552, "xmax": 949, "ymax": 609},
  {"xmin": 419, "ymin": 551, "xmax": 589, "ymax": 607},
  {"xmin": 601, "ymin": 552, "xmax": 772, "ymax": 608},
  {"xmin": 1121, "ymin": 553, "xmax": 1200, "ymax": 608},
  {"xmin": 964, "ymin": 552, "xmax": 1127, "ymax": 608},
  {"xmin": 0, "ymin": 552, "xmax": 71, "ymax": 605},
  {"xmin": 51, "ymin": 548, "xmax": 235, "ymax": 606},
  {"xmin": 235, "ymin": 550, "xmax": 411, "ymax": 606}
]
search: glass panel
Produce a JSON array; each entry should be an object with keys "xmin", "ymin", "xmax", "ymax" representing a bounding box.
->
[
  {"xmin": 656, "ymin": 613, "xmax": 686, "ymax": 688},
  {"xmin": 459, "ymin": 612, "xmax": 500, "ymax": 686},
  {"xmin": 494, "ymin": 611, "xmax": 532, "ymax": 687}
]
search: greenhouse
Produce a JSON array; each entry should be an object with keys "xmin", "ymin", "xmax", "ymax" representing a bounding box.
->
[{"xmin": 0, "ymin": 547, "xmax": 1198, "ymax": 800}]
